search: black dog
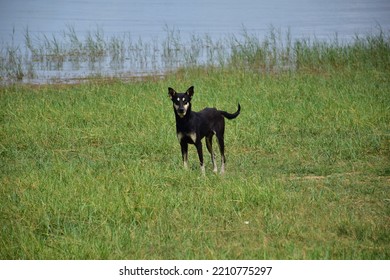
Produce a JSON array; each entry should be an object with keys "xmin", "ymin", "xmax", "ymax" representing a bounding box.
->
[{"xmin": 168, "ymin": 86, "xmax": 240, "ymax": 175}]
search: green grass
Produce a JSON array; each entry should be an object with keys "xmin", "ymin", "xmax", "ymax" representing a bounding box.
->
[{"xmin": 1, "ymin": 32, "xmax": 390, "ymax": 259}]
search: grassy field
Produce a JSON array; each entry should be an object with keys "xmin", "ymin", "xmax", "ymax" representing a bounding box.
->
[{"xmin": 1, "ymin": 32, "xmax": 390, "ymax": 259}]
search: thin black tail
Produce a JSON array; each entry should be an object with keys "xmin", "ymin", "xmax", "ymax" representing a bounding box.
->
[{"xmin": 219, "ymin": 103, "xmax": 241, "ymax": 120}]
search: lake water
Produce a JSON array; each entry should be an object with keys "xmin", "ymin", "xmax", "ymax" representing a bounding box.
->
[{"xmin": 1, "ymin": 0, "xmax": 390, "ymax": 83}]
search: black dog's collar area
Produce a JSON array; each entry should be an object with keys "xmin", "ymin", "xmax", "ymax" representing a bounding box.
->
[{"xmin": 177, "ymin": 131, "xmax": 197, "ymax": 144}]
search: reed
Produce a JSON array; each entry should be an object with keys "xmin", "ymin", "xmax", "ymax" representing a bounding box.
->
[{"xmin": 0, "ymin": 26, "xmax": 389, "ymax": 83}]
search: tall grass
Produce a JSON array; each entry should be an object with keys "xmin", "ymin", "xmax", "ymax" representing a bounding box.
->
[
  {"xmin": 1, "ymin": 26, "xmax": 389, "ymax": 83},
  {"xmin": 0, "ymin": 28, "xmax": 25, "ymax": 80},
  {"xmin": 295, "ymin": 28, "xmax": 390, "ymax": 72}
]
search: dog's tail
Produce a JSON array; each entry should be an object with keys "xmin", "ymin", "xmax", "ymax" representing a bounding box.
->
[{"xmin": 219, "ymin": 103, "xmax": 241, "ymax": 120}]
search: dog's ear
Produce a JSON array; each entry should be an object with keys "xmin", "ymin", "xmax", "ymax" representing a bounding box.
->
[
  {"xmin": 168, "ymin": 87, "xmax": 176, "ymax": 99},
  {"xmin": 186, "ymin": 86, "xmax": 194, "ymax": 97}
]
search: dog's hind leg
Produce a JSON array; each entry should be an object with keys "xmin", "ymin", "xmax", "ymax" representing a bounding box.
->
[
  {"xmin": 206, "ymin": 135, "xmax": 217, "ymax": 173},
  {"xmin": 195, "ymin": 141, "xmax": 205, "ymax": 175},
  {"xmin": 180, "ymin": 142, "xmax": 189, "ymax": 169},
  {"xmin": 216, "ymin": 134, "xmax": 226, "ymax": 174}
]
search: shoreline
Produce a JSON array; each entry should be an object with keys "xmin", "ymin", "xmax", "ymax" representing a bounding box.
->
[{"xmin": 1, "ymin": 26, "xmax": 389, "ymax": 86}]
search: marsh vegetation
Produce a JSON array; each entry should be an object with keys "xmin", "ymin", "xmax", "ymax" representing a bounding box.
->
[{"xmin": 1, "ymin": 26, "xmax": 389, "ymax": 83}]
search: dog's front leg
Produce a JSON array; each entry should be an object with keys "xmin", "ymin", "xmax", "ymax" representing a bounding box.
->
[
  {"xmin": 180, "ymin": 142, "xmax": 189, "ymax": 169},
  {"xmin": 195, "ymin": 141, "xmax": 205, "ymax": 175}
]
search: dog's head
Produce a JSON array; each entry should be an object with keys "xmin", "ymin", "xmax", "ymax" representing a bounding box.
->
[{"xmin": 168, "ymin": 86, "xmax": 194, "ymax": 118}]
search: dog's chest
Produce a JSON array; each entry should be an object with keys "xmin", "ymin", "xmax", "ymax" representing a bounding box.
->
[{"xmin": 177, "ymin": 131, "xmax": 197, "ymax": 144}]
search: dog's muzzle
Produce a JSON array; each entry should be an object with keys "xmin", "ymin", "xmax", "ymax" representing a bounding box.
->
[{"xmin": 177, "ymin": 109, "xmax": 186, "ymax": 118}]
